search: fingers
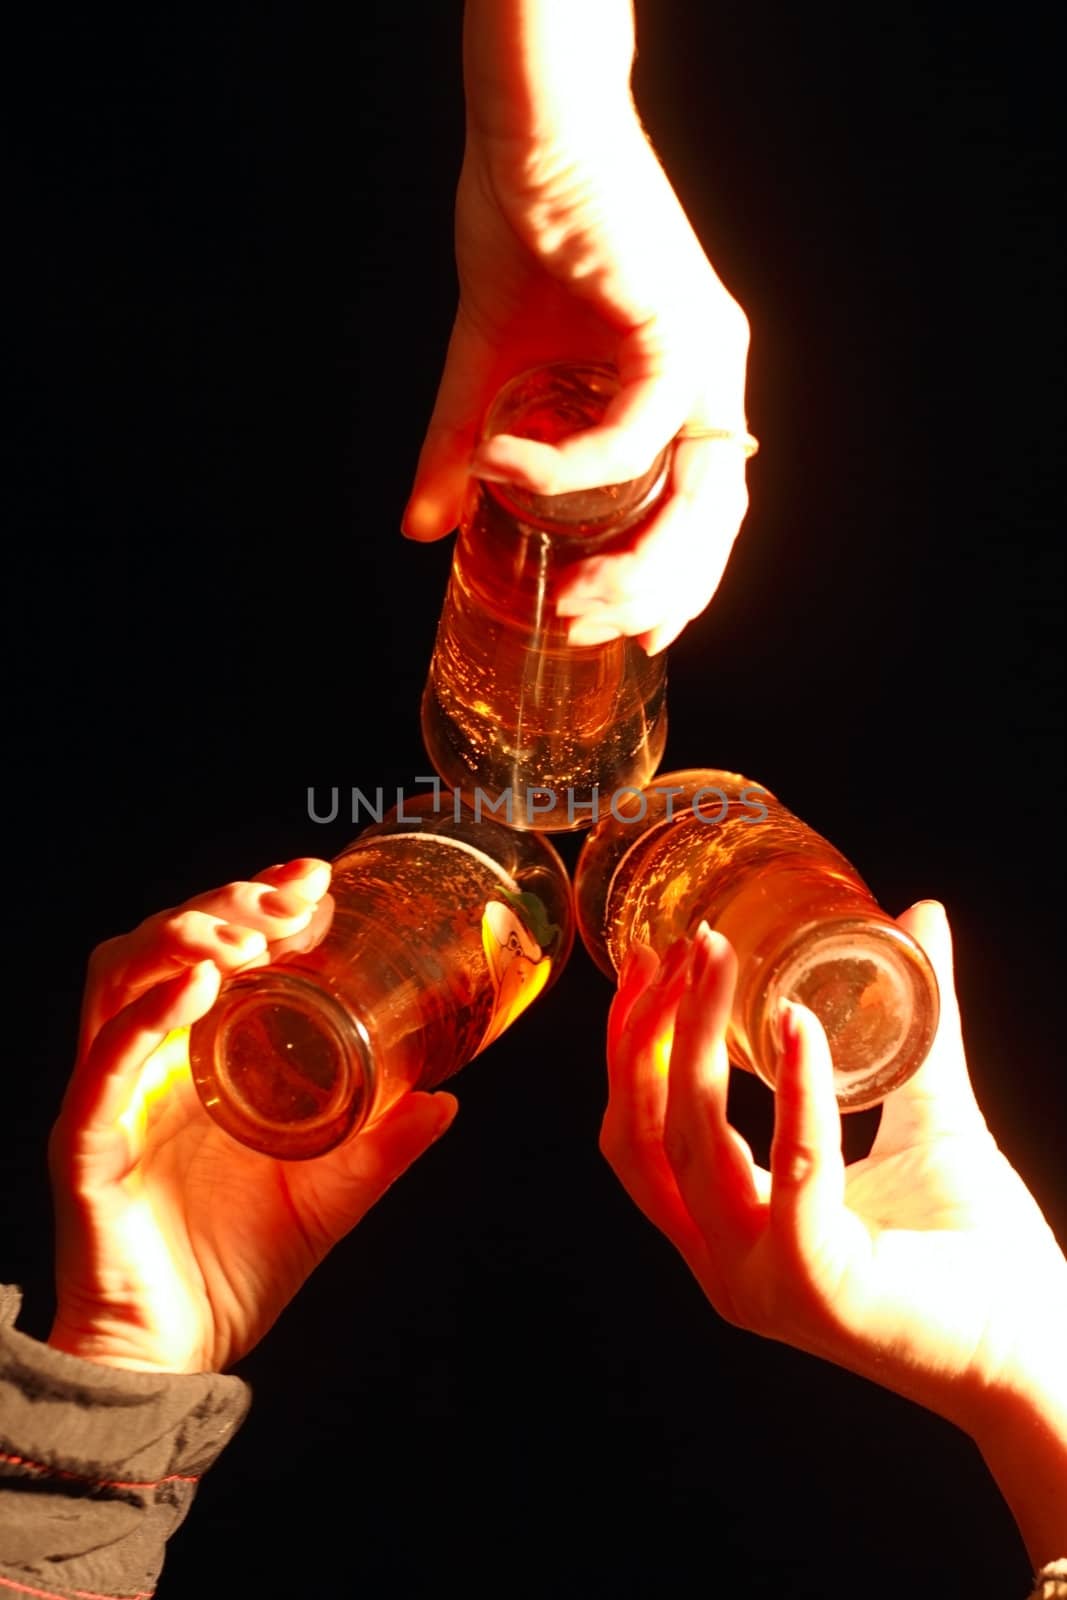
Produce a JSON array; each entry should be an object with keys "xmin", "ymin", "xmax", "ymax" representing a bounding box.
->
[
  {"xmin": 259, "ymin": 892, "xmax": 336, "ymax": 966},
  {"xmin": 301, "ymin": 1092, "xmax": 460, "ymax": 1247},
  {"xmin": 185, "ymin": 860, "xmax": 331, "ymax": 933},
  {"xmin": 601, "ymin": 938, "xmax": 714, "ymax": 1266},
  {"xmin": 95, "ymin": 910, "xmax": 268, "ymax": 998},
  {"xmin": 54, "ymin": 962, "xmax": 222, "ymax": 1184},
  {"xmin": 663, "ymin": 927, "xmax": 766, "ymax": 1269},
  {"xmin": 769, "ymin": 1000, "xmax": 847, "ymax": 1262},
  {"xmin": 636, "ymin": 446, "xmax": 747, "ymax": 655},
  {"xmin": 401, "ymin": 312, "xmax": 499, "ymax": 542},
  {"xmin": 605, "ymin": 942, "xmax": 660, "ymax": 1065},
  {"xmin": 606, "ymin": 930, "xmax": 862, "ymax": 1336},
  {"xmin": 466, "ymin": 282, "xmax": 739, "ymax": 500},
  {"xmin": 873, "ymin": 900, "xmax": 987, "ymax": 1154},
  {"xmin": 604, "ymin": 938, "xmax": 689, "ymax": 1136},
  {"xmin": 557, "ymin": 437, "xmax": 749, "ymax": 649},
  {"xmin": 81, "ymin": 859, "xmax": 333, "ymax": 1056},
  {"xmin": 470, "ymin": 361, "xmax": 688, "ymax": 498}
]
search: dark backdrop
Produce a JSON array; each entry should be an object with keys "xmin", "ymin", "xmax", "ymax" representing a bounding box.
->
[{"xmin": 6, "ymin": 2, "xmax": 1062, "ymax": 1596}]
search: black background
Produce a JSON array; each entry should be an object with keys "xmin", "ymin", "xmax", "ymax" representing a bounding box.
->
[{"xmin": 5, "ymin": 2, "xmax": 1063, "ymax": 1596}]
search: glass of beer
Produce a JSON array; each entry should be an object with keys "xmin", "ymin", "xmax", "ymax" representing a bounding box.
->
[
  {"xmin": 421, "ymin": 361, "xmax": 670, "ymax": 832},
  {"xmin": 189, "ymin": 794, "xmax": 574, "ymax": 1158},
  {"xmin": 575, "ymin": 770, "xmax": 940, "ymax": 1110}
]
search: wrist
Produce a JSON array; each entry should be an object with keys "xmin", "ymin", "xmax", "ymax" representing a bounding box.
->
[
  {"xmin": 47, "ymin": 1316, "xmax": 205, "ymax": 1376},
  {"xmin": 974, "ymin": 1400, "xmax": 1067, "ymax": 1572},
  {"xmin": 463, "ymin": 0, "xmax": 637, "ymax": 147},
  {"xmin": 966, "ymin": 1365, "xmax": 1067, "ymax": 1571}
]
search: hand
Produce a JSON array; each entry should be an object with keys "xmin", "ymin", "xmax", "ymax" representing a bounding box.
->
[
  {"xmin": 403, "ymin": 9, "xmax": 753, "ymax": 656},
  {"xmin": 47, "ymin": 858, "xmax": 458, "ymax": 1375},
  {"xmin": 602, "ymin": 902, "xmax": 1067, "ymax": 1564}
]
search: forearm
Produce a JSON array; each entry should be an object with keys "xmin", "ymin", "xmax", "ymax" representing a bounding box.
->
[{"xmin": 463, "ymin": 0, "xmax": 637, "ymax": 144}]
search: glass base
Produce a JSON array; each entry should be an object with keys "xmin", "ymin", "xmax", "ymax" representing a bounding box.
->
[
  {"xmin": 189, "ymin": 971, "xmax": 375, "ymax": 1159},
  {"xmin": 753, "ymin": 918, "xmax": 940, "ymax": 1111},
  {"xmin": 420, "ymin": 677, "xmax": 668, "ymax": 834}
]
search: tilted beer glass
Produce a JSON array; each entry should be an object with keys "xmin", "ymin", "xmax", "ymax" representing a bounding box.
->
[
  {"xmin": 421, "ymin": 361, "xmax": 670, "ymax": 832},
  {"xmin": 575, "ymin": 770, "xmax": 940, "ymax": 1110},
  {"xmin": 190, "ymin": 795, "xmax": 574, "ymax": 1158}
]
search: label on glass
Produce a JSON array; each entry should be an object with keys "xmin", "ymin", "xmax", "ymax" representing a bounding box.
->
[
  {"xmin": 338, "ymin": 831, "xmax": 562, "ymax": 1080},
  {"xmin": 478, "ymin": 890, "xmax": 556, "ymax": 1051}
]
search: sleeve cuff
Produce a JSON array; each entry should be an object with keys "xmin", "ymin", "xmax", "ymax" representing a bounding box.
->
[{"xmin": 0, "ymin": 1284, "xmax": 250, "ymax": 1599}]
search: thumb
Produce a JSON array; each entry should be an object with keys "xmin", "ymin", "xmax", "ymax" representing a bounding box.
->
[
  {"xmin": 311, "ymin": 1091, "xmax": 460, "ymax": 1247},
  {"xmin": 402, "ymin": 311, "xmax": 498, "ymax": 541},
  {"xmin": 873, "ymin": 901, "xmax": 986, "ymax": 1153}
]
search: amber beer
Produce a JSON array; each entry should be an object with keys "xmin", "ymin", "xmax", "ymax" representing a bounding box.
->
[
  {"xmin": 575, "ymin": 770, "xmax": 940, "ymax": 1110},
  {"xmin": 189, "ymin": 795, "xmax": 574, "ymax": 1158},
  {"xmin": 421, "ymin": 362, "xmax": 670, "ymax": 832}
]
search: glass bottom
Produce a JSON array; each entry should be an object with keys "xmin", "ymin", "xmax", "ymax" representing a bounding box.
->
[
  {"xmin": 420, "ymin": 676, "xmax": 668, "ymax": 834},
  {"xmin": 754, "ymin": 918, "xmax": 940, "ymax": 1111},
  {"xmin": 190, "ymin": 971, "xmax": 375, "ymax": 1159}
]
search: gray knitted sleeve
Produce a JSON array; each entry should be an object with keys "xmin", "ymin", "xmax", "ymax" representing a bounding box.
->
[{"xmin": 0, "ymin": 1284, "xmax": 250, "ymax": 1600}]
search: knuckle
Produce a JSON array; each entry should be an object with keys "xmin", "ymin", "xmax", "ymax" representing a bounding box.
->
[
  {"xmin": 86, "ymin": 937, "xmax": 117, "ymax": 975},
  {"xmin": 662, "ymin": 1122, "xmax": 691, "ymax": 1174},
  {"xmin": 163, "ymin": 909, "xmax": 205, "ymax": 944},
  {"xmin": 772, "ymin": 1138, "xmax": 820, "ymax": 1190},
  {"xmin": 720, "ymin": 1285, "xmax": 758, "ymax": 1332},
  {"xmin": 598, "ymin": 1115, "xmax": 623, "ymax": 1166}
]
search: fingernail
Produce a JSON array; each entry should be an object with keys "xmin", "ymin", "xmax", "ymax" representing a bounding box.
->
[
  {"xmin": 259, "ymin": 888, "xmax": 316, "ymax": 920},
  {"xmin": 567, "ymin": 619, "xmax": 624, "ymax": 648},
  {"xmin": 272, "ymin": 858, "xmax": 330, "ymax": 888},
  {"xmin": 556, "ymin": 586, "xmax": 614, "ymax": 616},
  {"xmin": 908, "ymin": 898, "xmax": 945, "ymax": 918},
  {"xmin": 262, "ymin": 864, "xmax": 331, "ymax": 907},
  {"xmin": 433, "ymin": 1094, "xmax": 459, "ymax": 1139},
  {"xmin": 776, "ymin": 997, "xmax": 801, "ymax": 1051},
  {"xmin": 401, "ymin": 497, "xmax": 447, "ymax": 541},
  {"xmin": 291, "ymin": 863, "xmax": 331, "ymax": 902},
  {"xmin": 271, "ymin": 859, "xmax": 313, "ymax": 879},
  {"xmin": 688, "ymin": 921, "xmax": 719, "ymax": 985}
]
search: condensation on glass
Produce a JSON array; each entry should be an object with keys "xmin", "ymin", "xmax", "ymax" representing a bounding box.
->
[
  {"xmin": 575, "ymin": 769, "xmax": 940, "ymax": 1110},
  {"xmin": 421, "ymin": 361, "xmax": 670, "ymax": 832}
]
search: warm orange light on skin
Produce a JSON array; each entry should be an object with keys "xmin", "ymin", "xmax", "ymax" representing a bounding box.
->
[
  {"xmin": 117, "ymin": 1026, "xmax": 192, "ymax": 1144},
  {"xmin": 653, "ymin": 1025, "xmax": 674, "ymax": 1079}
]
